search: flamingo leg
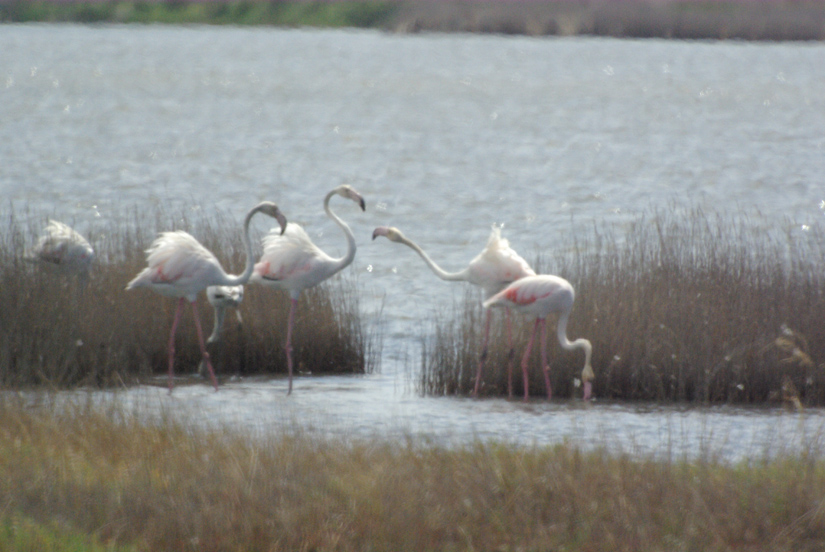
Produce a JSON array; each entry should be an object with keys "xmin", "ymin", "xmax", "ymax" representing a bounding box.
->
[
  {"xmin": 191, "ymin": 301, "xmax": 219, "ymax": 391},
  {"xmin": 505, "ymin": 308, "xmax": 515, "ymax": 399},
  {"xmin": 540, "ymin": 317, "xmax": 552, "ymax": 400},
  {"xmin": 286, "ymin": 297, "xmax": 298, "ymax": 395},
  {"xmin": 167, "ymin": 298, "xmax": 186, "ymax": 394},
  {"xmin": 521, "ymin": 319, "xmax": 540, "ymax": 402},
  {"xmin": 472, "ymin": 309, "xmax": 493, "ymax": 397}
]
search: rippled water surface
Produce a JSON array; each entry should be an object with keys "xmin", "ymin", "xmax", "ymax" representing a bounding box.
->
[{"xmin": 2, "ymin": 24, "xmax": 824, "ymax": 458}]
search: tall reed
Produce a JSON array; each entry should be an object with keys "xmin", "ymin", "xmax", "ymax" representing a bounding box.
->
[
  {"xmin": 422, "ymin": 207, "xmax": 825, "ymax": 404},
  {"xmin": 0, "ymin": 207, "xmax": 375, "ymax": 388}
]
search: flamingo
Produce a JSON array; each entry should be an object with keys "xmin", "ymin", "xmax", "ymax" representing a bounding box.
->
[
  {"xmin": 126, "ymin": 201, "xmax": 287, "ymax": 393},
  {"xmin": 483, "ymin": 274, "xmax": 594, "ymax": 402},
  {"xmin": 205, "ymin": 285, "xmax": 244, "ymax": 345},
  {"xmin": 372, "ymin": 224, "xmax": 535, "ymax": 397},
  {"xmin": 196, "ymin": 284, "xmax": 245, "ymax": 377},
  {"xmin": 26, "ymin": 220, "xmax": 95, "ymax": 286},
  {"xmin": 250, "ymin": 185, "xmax": 365, "ymax": 394}
]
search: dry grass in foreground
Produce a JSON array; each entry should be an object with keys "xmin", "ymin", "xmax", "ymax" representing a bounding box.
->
[
  {"xmin": 0, "ymin": 207, "xmax": 377, "ymax": 389},
  {"xmin": 1, "ymin": 396, "xmax": 824, "ymax": 552},
  {"xmin": 422, "ymin": 208, "xmax": 825, "ymax": 405}
]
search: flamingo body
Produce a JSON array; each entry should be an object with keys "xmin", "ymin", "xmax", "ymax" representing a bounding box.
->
[
  {"xmin": 484, "ymin": 274, "xmax": 594, "ymax": 401},
  {"xmin": 372, "ymin": 224, "xmax": 535, "ymax": 396},
  {"xmin": 127, "ymin": 201, "xmax": 287, "ymax": 393},
  {"xmin": 28, "ymin": 220, "xmax": 94, "ymax": 276},
  {"xmin": 251, "ymin": 185, "xmax": 366, "ymax": 394}
]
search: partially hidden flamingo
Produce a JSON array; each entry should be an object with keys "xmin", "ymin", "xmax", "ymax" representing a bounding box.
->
[
  {"xmin": 372, "ymin": 224, "xmax": 535, "ymax": 397},
  {"xmin": 250, "ymin": 185, "xmax": 366, "ymax": 395},
  {"xmin": 196, "ymin": 284, "xmax": 245, "ymax": 377},
  {"xmin": 27, "ymin": 220, "xmax": 95, "ymax": 286},
  {"xmin": 126, "ymin": 202, "xmax": 287, "ymax": 393},
  {"xmin": 205, "ymin": 285, "xmax": 244, "ymax": 345},
  {"xmin": 483, "ymin": 274, "xmax": 594, "ymax": 402}
]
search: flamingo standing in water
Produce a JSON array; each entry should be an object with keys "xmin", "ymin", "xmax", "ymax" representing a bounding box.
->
[
  {"xmin": 126, "ymin": 202, "xmax": 287, "ymax": 393},
  {"xmin": 27, "ymin": 220, "xmax": 95, "ymax": 286},
  {"xmin": 250, "ymin": 185, "xmax": 366, "ymax": 395},
  {"xmin": 483, "ymin": 274, "xmax": 594, "ymax": 402},
  {"xmin": 197, "ymin": 284, "xmax": 245, "ymax": 377},
  {"xmin": 372, "ymin": 225, "xmax": 535, "ymax": 397}
]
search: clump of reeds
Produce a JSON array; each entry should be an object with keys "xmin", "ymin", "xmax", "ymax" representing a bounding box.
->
[
  {"xmin": 422, "ymin": 207, "xmax": 825, "ymax": 405},
  {"xmin": 1, "ymin": 396, "xmax": 825, "ymax": 551},
  {"xmin": 0, "ymin": 206, "xmax": 375, "ymax": 388}
]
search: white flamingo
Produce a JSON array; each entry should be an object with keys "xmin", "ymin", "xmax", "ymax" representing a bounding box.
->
[
  {"xmin": 27, "ymin": 220, "xmax": 95, "ymax": 286},
  {"xmin": 372, "ymin": 224, "xmax": 535, "ymax": 397},
  {"xmin": 250, "ymin": 185, "xmax": 365, "ymax": 395},
  {"xmin": 126, "ymin": 202, "xmax": 287, "ymax": 393},
  {"xmin": 196, "ymin": 284, "xmax": 245, "ymax": 377},
  {"xmin": 483, "ymin": 274, "xmax": 594, "ymax": 402}
]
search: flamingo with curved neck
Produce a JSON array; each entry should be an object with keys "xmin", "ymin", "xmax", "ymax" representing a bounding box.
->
[
  {"xmin": 483, "ymin": 274, "xmax": 594, "ymax": 401},
  {"xmin": 127, "ymin": 201, "xmax": 287, "ymax": 392},
  {"xmin": 251, "ymin": 185, "xmax": 366, "ymax": 394},
  {"xmin": 373, "ymin": 225, "xmax": 535, "ymax": 397}
]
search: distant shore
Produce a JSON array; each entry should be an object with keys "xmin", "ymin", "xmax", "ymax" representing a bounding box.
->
[{"xmin": 2, "ymin": 0, "xmax": 824, "ymax": 41}]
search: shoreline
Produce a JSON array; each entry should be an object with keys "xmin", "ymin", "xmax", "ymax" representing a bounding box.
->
[{"xmin": 1, "ymin": 0, "xmax": 824, "ymax": 41}]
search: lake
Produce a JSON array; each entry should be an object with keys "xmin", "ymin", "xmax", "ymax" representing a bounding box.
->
[{"xmin": 2, "ymin": 24, "xmax": 824, "ymax": 460}]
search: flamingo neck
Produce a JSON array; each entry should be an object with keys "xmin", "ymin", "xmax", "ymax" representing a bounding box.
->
[
  {"xmin": 220, "ymin": 204, "xmax": 260, "ymax": 287},
  {"xmin": 324, "ymin": 189, "xmax": 357, "ymax": 275},
  {"xmin": 556, "ymin": 309, "xmax": 593, "ymax": 378},
  {"xmin": 397, "ymin": 235, "xmax": 469, "ymax": 283}
]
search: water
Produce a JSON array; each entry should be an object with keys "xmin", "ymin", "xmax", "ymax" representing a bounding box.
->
[{"xmin": 2, "ymin": 24, "xmax": 825, "ymax": 460}]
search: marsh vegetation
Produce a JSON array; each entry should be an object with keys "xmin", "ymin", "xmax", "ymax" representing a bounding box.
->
[
  {"xmin": 422, "ymin": 208, "xmax": 825, "ymax": 405},
  {"xmin": 0, "ymin": 208, "xmax": 375, "ymax": 388}
]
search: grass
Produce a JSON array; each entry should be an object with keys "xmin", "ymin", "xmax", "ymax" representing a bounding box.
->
[
  {"xmin": 422, "ymin": 207, "xmax": 825, "ymax": 405},
  {"xmin": 0, "ymin": 206, "xmax": 376, "ymax": 388},
  {"xmin": 1, "ymin": 395, "xmax": 824, "ymax": 551},
  {"xmin": 1, "ymin": 0, "xmax": 825, "ymax": 41}
]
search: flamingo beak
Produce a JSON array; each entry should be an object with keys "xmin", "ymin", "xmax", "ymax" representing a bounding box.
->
[
  {"xmin": 583, "ymin": 381, "xmax": 592, "ymax": 401},
  {"xmin": 357, "ymin": 197, "xmax": 366, "ymax": 211},
  {"xmin": 372, "ymin": 227, "xmax": 388, "ymax": 240},
  {"xmin": 276, "ymin": 212, "xmax": 288, "ymax": 235}
]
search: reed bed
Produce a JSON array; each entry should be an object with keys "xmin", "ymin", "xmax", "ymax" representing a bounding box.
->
[
  {"xmin": 0, "ymin": 207, "xmax": 375, "ymax": 388},
  {"xmin": 422, "ymin": 208, "xmax": 825, "ymax": 405},
  {"xmin": 2, "ymin": 0, "xmax": 824, "ymax": 41},
  {"xmin": 1, "ymin": 396, "xmax": 824, "ymax": 551}
]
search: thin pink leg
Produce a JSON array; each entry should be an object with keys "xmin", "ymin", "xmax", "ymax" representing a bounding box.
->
[
  {"xmin": 285, "ymin": 297, "xmax": 298, "ymax": 395},
  {"xmin": 472, "ymin": 309, "xmax": 492, "ymax": 397},
  {"xmin": 521, "ymin": 319, "xmax": 540, "ymax": 402},
  {"xmin": 167, "ymin": 298, "xmax": 186, "ymax": 394},
  {"xmin": 191, "ymin": 301, "xmax": 219, "ymax": 391},
  {"xmin": 505, "ymin": 308, "xmax": 515, "ymax": 399},
  {"xmin": 540, "ymin": 318, "xmax": 552, "ymax": 400}
]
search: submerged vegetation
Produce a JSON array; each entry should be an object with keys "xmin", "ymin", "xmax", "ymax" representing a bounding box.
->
[
  {"xmin": 1, "ymin": 397, "xmax": 824, "ymax": 551},
  {"xmin": 1, "ymin": 0, "xmax": 824, "ymax": 41},
  {"xmin": 0, "ymin": 207, "xmax": 376, "ymax": 388},
  {"xmin": 422, "ymin": 208, "xmax": 825, "ymax": 405}
]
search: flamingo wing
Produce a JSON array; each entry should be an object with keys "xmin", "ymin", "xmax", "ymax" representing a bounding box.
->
[
  {"xmin": 127, "ymin": 231, "xmax": 224, "ymax": 297},
  {"xmin": 252, "ymin": 223, "xmax": 333, "ymax": 285},
  {"xmin": 467, "ymin": 226, "xmax": 535, "ymax": 295}
]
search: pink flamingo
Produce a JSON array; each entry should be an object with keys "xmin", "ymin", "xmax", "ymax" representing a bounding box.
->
[
  {"xmin": 126, "ymin": 202, "xmax": 287, "ymax": 393},
  {"xmin": 250, "ymin": 185, "xmax": 366, "ymax": 395},
  {"xmin": 483, "ymin": 274, "xmax": 594, "ymax": 402},
  {"xmin": 27, "ymin": 220, "xmax": 95, "ymax": 287},
  {"xmin": 372, "ymin": 225, "xmax": 535, "ymax": 397}
]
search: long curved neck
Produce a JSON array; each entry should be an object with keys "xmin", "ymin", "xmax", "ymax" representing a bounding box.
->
[
  {"xmin": 397, "ymin": 235, "xmax": 469, "ymax": 283},
  {"xmin": 221, "ymin": 205, "xmax": 260, "ymax": 286},
  {"xmin": 557, "ymin": 309, "xmax": 594, "ymax": 378},
  {"xmin": 324, "ymin": 189, "xmax": 357, "ymax": 275}
]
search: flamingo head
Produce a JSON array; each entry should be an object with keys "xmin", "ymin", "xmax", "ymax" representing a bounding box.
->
[
  {"xmin": 254, "ymin": 201, "xmax": 288, "ymax": 235},
  {"xmin": 334, "ymin": 185, "xmax": 366, "ymax": 211},
  {"xmin": 580, "ymin": 341, "xmax": 594, "ymax": 401},
  {"xmin": 372, "ymin": 226, "xmax": 405, "ymax": 243}
]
